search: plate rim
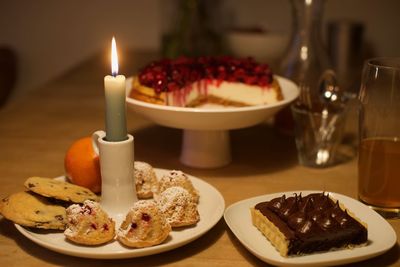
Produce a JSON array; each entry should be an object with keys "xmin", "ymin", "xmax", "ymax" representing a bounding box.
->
[
  {"xmin": 224, "ymin": 190, "xmax": 397, "ymax": 266},
  {"xmin": 15, "ymin": 168, "xmax": 225, "ymax": 259}
]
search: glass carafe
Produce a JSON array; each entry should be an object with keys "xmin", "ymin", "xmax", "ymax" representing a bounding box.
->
[{"xmin": 275, "ymin": 0, "xmax": 331, "ymax": 133}]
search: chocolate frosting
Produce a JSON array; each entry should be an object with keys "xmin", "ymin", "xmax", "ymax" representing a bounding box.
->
[{"xmin": 255, "ymin": 192, "xmax": 368, "ymax": 255}]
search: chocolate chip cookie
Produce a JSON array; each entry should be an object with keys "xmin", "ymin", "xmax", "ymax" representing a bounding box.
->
[
  {"xmin": 0, "ymin": 191, "xmax": 67, "ymax": 229},
  {"xmin": 24, "ymin": 176, "xmax": 99, "ymax": 203}
]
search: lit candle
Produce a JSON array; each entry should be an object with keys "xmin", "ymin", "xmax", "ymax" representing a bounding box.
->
[{"xmin": 104, "ymin": 37, "xmax": 127, "ymax": 141}]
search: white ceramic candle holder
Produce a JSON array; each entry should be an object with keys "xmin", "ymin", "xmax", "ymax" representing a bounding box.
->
[{"xmin": 92, "ymin": 130, "xmax": 137, "ymax": 223}]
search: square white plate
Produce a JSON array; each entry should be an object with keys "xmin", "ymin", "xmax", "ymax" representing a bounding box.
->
[{"xmin": 224, "ymin": 191, "xmax": 397, "ymax": 266}]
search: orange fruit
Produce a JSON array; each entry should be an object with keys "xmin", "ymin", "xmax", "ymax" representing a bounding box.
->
[{"xmin": 64, "ymin": 137, "xmax": 101, "ymax": 193}]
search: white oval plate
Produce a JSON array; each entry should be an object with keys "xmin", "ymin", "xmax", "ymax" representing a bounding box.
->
[
  {"xmin": 224, "ymin": 190, "xmax": 397, "ymax": 266},
  {"xmin": 15, "ymin": 169, "xmax": 225, "ymax": 259}
]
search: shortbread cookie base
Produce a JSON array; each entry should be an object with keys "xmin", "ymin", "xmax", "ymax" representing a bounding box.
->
[{"xmin": 251, "ymin": 207, "xmax": 289, "ymax": 256}]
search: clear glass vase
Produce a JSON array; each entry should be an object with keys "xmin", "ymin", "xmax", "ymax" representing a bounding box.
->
[{"xmin": 275, "ymin": 0, "xmax": 331, "ymax": 133}]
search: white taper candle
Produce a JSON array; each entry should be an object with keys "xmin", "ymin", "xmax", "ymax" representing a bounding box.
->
[{"xmin": 104, "ymin": 37, "xmax": 127, "ymax": 141}]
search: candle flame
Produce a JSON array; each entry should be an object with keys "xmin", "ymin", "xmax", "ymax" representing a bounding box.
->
[{"xmin": 111, "ymin": 37, "xmax": 119, "ymax": 76}]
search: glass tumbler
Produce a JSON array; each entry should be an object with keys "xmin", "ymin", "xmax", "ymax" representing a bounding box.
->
[
  {"xmin": 291, "ymin": 103, "xmax": 348, "ymax": 168},
  {"xmin": 358, "ymin": 57, "xmax": 400, "ymax": 219}
]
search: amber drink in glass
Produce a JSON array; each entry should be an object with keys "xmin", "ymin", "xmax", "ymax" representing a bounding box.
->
[{"xmin": 358, "ymin": 58, "xmax": 400, "ymax": 218}]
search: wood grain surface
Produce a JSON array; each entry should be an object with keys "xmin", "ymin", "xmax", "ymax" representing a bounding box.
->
[{"xmin": 0, "ymin": 50, "xmax": 399, "ymax": 267}]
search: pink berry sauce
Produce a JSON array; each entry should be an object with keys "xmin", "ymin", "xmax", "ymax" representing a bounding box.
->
[{"xmin": 138, "ymin": 56, "xmax": 273, "ymax": 94}]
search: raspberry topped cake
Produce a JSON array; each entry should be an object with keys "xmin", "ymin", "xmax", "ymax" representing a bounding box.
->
[
  {"xmin": 129, "ymin": 56, "xmax": 283, "ymax": 107},
  {"xmin": 251, "ymin": 192, "xmax": 368, "ymax": 257}
]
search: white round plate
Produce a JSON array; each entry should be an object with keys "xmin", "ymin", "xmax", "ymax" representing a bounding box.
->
[
  {"xmin": 15, "ymin": 169, "xmax": 225, "ymax": 259},
  {"xmin": 224, "ymin": 191, "xmax": 397, "ymax": 266},
  {"xmin": 125, "ymin": 76, "xmax": 299, "ymax": 130}
]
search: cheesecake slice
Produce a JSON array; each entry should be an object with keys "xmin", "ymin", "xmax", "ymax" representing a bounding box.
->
[{"xmin": 129, "ymin": 56, "xmax": 283, "ymax": 107}]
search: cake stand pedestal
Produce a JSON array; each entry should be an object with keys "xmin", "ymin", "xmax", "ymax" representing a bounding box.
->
[
  {"xmin": 181, "ymin": 130, "xmax": 231, "ymax": 168},
  {"xmin": 126, "ymin": 76, "xmax": 299, "ymax": 169}
]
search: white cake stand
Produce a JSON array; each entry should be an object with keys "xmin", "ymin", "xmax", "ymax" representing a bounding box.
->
[{"xmin": 126, "ymin": 76, "xmax": 299, "ymax": 168}]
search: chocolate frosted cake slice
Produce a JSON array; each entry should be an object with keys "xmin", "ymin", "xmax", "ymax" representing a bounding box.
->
[{"xmin": 250, "ymin": 192, "xmax": 368, "ymax": 256}]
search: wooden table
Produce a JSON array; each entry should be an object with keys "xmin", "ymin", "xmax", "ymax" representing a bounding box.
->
[{"xmin": 0, "ymin": 50, "xmax": 399, "ymax": 266}]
